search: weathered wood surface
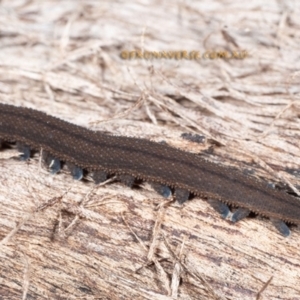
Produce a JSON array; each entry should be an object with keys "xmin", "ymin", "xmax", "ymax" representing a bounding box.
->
[{"xmin": 1, "ymin": 1, "xmax": 300, "ymax": 299}]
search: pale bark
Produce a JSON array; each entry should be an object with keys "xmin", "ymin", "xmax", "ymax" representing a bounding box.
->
[{"xmin": 0, "ymin": 1, "xmax": 300, "ymax": 299}]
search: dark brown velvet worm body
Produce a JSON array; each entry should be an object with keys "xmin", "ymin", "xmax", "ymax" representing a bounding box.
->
[{"xmin": 1, "ymin": 103, "xmax": 300, "ymax": 227}]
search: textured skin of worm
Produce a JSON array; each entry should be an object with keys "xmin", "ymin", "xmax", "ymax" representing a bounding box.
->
[
  {"xmin": 1, "ymin": 103, "xmax": 300, "ymax": 225},
  {"xmin": 271, "ymin": 219, "xmax": 291, "ymax": 237},
  {"xmin": 231, "ymin": 208, "xmax": 251, "ymax": 223},
  {"xmin": 175, "ymin": 188, "xmax": 190, "ymax": 204},
  {"xmin": 151, "ymin": 183, "xmax": 172, "ymax": 198},
  {"xmin": 207, "ymin": 199, "xmax": 231, "ymax": 218},
  {"xmin": 17, "ymin": 142, "xmax": 31, "ymax": 160},
  {"xmin": 91, "ymin": 171, "xmax": 107, "ymax": 184},
  {"xmin": 66, "ymin": 162, "xmax": 83, "ymax": 180},
  {"xmin": 49, "ymin": 157, "xmax": 61, "ymax": 174},
  {"xmin": 42, "ymin": 152, "xmax": 61, "ymax": 174},
  {"xmin": 119, "ymin": 174, "xmax": 135, "ymax": 187}
]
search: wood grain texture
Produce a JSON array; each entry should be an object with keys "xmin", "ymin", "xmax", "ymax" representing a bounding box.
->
[
  {"xmin": 1, "ymin": 103, "xmax": 300, "ymax": 300},
  {"xmin": 1, "ymin": 1, "xmax": 300, "ymax": 299}
]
